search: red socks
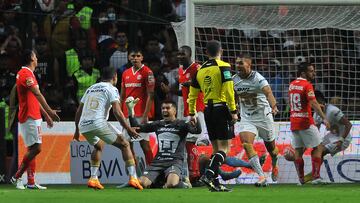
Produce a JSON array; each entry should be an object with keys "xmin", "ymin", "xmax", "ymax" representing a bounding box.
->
[
  {"xmin": 27, "ymin": 159, "xmax": 36, "ymax": 185},
  {"xmin": 294, "ymin": 158, "xmax": 305, "ymax": 182},
  {"xmin": 15, "ymin": 155, "xmax": 31, "ymax": 179},
  {"xmin": 312, "ymin": 157, "xmax": 323, "ymax": 180}
]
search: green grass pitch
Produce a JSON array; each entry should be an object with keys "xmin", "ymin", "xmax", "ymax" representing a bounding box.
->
[{"xmin": 1, "ymin": 184, "xmax": 359, "ymax": 203}]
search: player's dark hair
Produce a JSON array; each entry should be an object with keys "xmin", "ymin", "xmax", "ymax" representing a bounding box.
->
[
  {"xmin": 206, "ymin": 40, "xmax": 222, "ymax": 57},
  {"xmin": 22, "ymin": 49, "xmax": 34, "ymax": 66},
  {"xmin": 180, "ymin": 45, "xmax": 192, "ymax": 57},
  {"xmin": 314, "ymin": 90, "xmax": 327, "ymax": 104},
  {"xmin": 238, "ymin": 53, "xmax": 252, "ymax": 60},
  {"xmin": 161, "ymin": 100, "xmax": 177, "ymax": 109},
  {"xmin": 297, "ymin": 62, "xmax": 312, "ymax": 77},
  {"xmin": 129, "ymin": 48, "xmax": 143, "ymax": 55},
  {"xmin": 101, "ymin": 66, "xmax": 116, "ymax": 81}
]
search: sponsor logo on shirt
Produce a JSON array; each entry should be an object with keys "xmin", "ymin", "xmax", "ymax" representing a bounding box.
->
[
  {"xmin": 289, "ymin": 84, "xmax": 304, "ymax": 91},
  {"xmin": 137, "ymin": 75, "xmax": 142, "ymax": 80},
  {"xmin": 125, "ymin": 83, "xmax": 142, "ymax": 87}
]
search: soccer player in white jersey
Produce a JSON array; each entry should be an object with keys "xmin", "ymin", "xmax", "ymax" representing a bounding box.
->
[
  {"xmin": 233, "ymin": 54, "xmax": 279, "ymax": 186},
  {"xmin": 73, "ymin": 66, "xmax": 143, "ymax": 190},
  {"xmin": 303, "ymin": 90, "xmax": 352, "ymax": 183}
]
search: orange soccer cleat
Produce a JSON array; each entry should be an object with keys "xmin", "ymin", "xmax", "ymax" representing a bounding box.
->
[
  {"xmin": 128, "ymin": 176, "xmax": 143, "ymax": 190},
  {"xmin": 88, "ymin": 178, "xmax": 104, "ymax": 190}
]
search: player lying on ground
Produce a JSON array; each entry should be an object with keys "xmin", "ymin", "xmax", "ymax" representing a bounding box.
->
[
  {"xmin": 126, "ymin": 97, "xmax": 201, "ymax": 189},
  {"xmin": 73, "ymin": 66, "xmax": 143, "ymax": 190}
]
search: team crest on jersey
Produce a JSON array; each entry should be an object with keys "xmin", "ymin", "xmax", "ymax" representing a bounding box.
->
[
  {"xmin": 126, "ymin": 76, "xmax": 130, "ymax": 79},
  {"xmin": 26, "ymin": 77, "xmax": 34, "ymax": 86},
  {"xmin": 137, "ymin": 75, "xmax": 142, "ymax": 80}
]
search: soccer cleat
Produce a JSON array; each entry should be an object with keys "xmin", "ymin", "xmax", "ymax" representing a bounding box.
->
[
  {"xmin": 271, "ymin": 166, "xmax": 279, "ymax": 182},
  {"xmin": 87, "ymin": 178, "xmax": 104, "ymax": 190},
  {"xmin": 183, "ymin": 177, "xmax": 192, "ymax": 188},
  {"xmin": 311, "ymin": 178, "xmax": 329, "ymax": 185},
  {"xmin": 128, "ymin": 176, "xmax": 143, "ymax": 190},
  {"xmin": 199, "ymin": 175, "xmax": 217, "ymax": 191},
  {"xmin": 26, "ymin": 183, "xmax": 47, "ymax": 190},
  {"xmin": 254, "ymin": 176, "xmax": 268, "ymax": 187},
  {"xmin": 11, "ymin": 176, "xmax": 25, "ymax": 190},
  {"xmin": 211, "ymin": 184, "xmax": 233, "ymax": 192},
  {"xmin": 219, "ymin": 169, "xmax": 241, "ymax": 181}
]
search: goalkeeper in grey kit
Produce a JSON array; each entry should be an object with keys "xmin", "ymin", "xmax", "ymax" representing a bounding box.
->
[{"xmin": 125, "ymin": 97, "xmax": 201, "ymax": 188}]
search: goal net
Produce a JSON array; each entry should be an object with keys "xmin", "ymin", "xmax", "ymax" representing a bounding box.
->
[{"xmin": 172, "ymin": 1, "xmax": 360, "ymax": 184}]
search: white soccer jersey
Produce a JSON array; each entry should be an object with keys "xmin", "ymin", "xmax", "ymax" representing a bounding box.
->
[
  {"xmin": 314, "ymin": 104, "xmax": 348, "ymax": 139},
  {"xmin": 79, "ymin": 82, "xmax": 120, "ymax": 133},
  {"xmin": 233, "ymin": 71, "xmax": 271, "ymax": 121}
]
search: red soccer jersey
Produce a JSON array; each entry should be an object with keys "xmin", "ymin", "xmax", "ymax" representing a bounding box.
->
[
  {"xmin": 288, "ymin": 78, "xmax": 316, "ymax": 131},
  {"xmin": 179, "ymin": 62, "xmax": 205, "ymax": 116},
  {"xmin": 121, "ymin": 65, "xmax": 155, "ymax": 118},
  {"xmin": 16, "ymin": 67, "xmax": 41, "ymax": 123}
]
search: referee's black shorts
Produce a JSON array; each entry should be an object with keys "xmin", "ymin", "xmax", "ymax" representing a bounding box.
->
[{"xmin": 204, "ymin": 104, "xmax": 234, "ymax": 141}]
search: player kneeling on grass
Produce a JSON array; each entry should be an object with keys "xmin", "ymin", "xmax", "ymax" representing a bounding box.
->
[
  {"xmin": 73, "ymin": 66, "xmax": 143, "ymax": 190},
  {"xmin": 126, "ymin": 97, "xmax": 201, "ymax": 189},
  {"xmin": 284, "ymin": 90, "xmax": 352, "ymax": 183}
]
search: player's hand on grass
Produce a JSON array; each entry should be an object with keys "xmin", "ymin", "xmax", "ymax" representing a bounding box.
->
[{"xmin": 73, "ymin": 130, "xmax": 80, "ymax": 141}]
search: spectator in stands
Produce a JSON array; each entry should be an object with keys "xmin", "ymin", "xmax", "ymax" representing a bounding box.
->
[
  {"xmin": 144, "ymin": 55, "xmax": 169, "ymax": 120},
  {"xmin": 143, "ymin": 36, "xmax": 164, "ymax": 65},
  {"xmin": 70, "ymin": 50, "xmax": 100, "ymax": 103},
  {"xmin": 43, "ymin": 0, "xmax": 80, "ymax": 58},
  {"xmin": 0, "ymin": 34, "xmax": 22, "ymax": 73},
  {"xmin": 110, "ymin": 30, "xmax": 128, "ymax": 71},
  {"xmin": 97, "ymin": 20, "xmax": 118, "ymax": 68},
  {"xmin": 68, "ymin": 0, "xmax": 93, "ymax": 31},
  {"xmin": 64, "ymin": 28, "xmax": 88, "ymax": 77}
]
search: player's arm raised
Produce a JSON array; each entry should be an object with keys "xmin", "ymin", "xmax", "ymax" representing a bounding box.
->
[
  {"xmin": 30, "ymin": 85, "xmax": 60, "ymax": 122},
  {"xmin": 262, "ymin": 85, "xmax": 278, "ymax": 115}
]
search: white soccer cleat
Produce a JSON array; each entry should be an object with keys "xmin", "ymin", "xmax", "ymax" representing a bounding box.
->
[
  {"xmin": 11, "ymin": 177, "xmax": 25, "ymax": 190},
  {"xmin": 27, "ymin": 183, "xmax": 47, "ymax": 190}
]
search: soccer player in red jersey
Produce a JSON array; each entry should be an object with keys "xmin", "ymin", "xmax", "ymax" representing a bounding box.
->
[
  {"xmin": 11, "ymin": 50, "xmax": 60, "ymax": 189},
  {"xmin": 288, "ymin": 62, "xmax": 330, "ymax": 185},
  {"xmin": 120, "ymin": 49, "xmax": 155, "ymax": 166},
  {"xmin": 177, "ymin": 46, "xmax": 207, "ymax": 184}
]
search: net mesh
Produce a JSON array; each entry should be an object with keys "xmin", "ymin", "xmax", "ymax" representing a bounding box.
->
[
  {"xmin": 172, "ymin": 4, "xmax": 360, "ymax": 184},
  {"xmin": 173, "ymin": 5, "xmax": 360, "ymax": 121}
]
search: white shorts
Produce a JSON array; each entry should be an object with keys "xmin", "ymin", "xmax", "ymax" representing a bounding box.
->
[
  {"xmin": 186, "ymin": 112, "xmax": 209, "ymax": 143},
  {"xmin": 123, "ymin": 117, "xmax": 150, "ymax": 142},
  {"xmin": 238, "ymin": 117, "xmax": 275, "ymax": 142},
  {"xmin": 291, "ymin": 125, "xmax": 322, "ymax": 149},
  {"xmin": 322, "ymin": 132, "xmax": 351, "ymax": 156},
  {"xmin": 19, "ymin": 118, "xmax": 42, "ymax": 147},
  {"xmin": 82, "ymin": 123, "xmax": 120, "ymax": 145}
]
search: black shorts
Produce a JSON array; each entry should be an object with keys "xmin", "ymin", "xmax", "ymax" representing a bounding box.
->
[
  {"xmin": 143, "ymin": 160, "xmax": 182, "ymax": 185},
  {"xmin": 204, "ymin": 105, "xmax": 234, "ymax": 141}
]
